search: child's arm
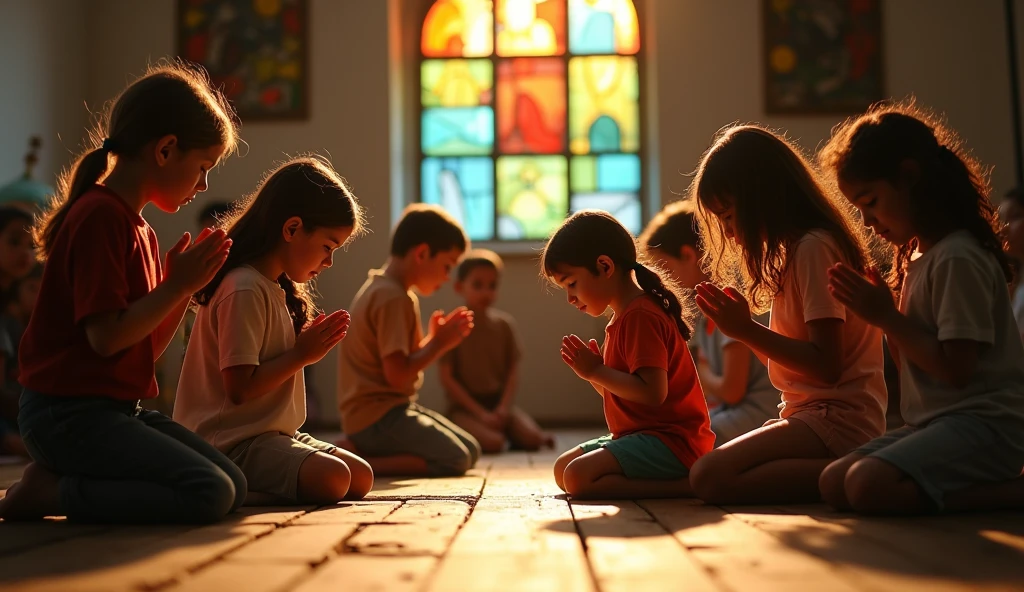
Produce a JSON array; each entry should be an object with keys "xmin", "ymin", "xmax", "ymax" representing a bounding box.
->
[
  {"xmin": 696, "ymin": 342, "xmax": 753, "ymax": 405},
  {"xmin": 561, "ymin": 335, "xmax": 667, "ymax": 406},
  {"xmin": 152, "ymin": 299, "xmax": 190, "ymax": 360},
  {"xmin": 84, "ymin": 231, "xmax": 230, "ymax": 358},
  {"xmin": 439, "ymin": 359, "xmax": 492, "ymax": 418},
  {"xmin": 829, "ymin": 263, "xmax": 979, "ymax": 388},
  {"xmin": 381, "ymin": 308, "xmax": 473, "ymax": 390},
  {"xmin": 222, "ymin": 311, "xmax": 349, "ymax": 404},
  {"xmin": 696, "ymin": 284, "xmax": 844, "ymax": 384}
]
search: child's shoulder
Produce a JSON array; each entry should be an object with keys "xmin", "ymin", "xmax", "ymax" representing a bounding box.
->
[
  {"xmin": 922, "ymin": 231, "xmax": 998, "ymax": 273},
  {"xmin": 484, "ymin": 307, "xmax": 516, "ymax": 327},
  {"xmin": 67, "ymin": 186, "xmax": 134, "ymax": 223},
  {"xmin": 616, "ymin": 296, "xmax": 675, "ymax": 331},
  {"xmin": 215, "ymin": 266, "xmax": 279, "ymax": 300}
]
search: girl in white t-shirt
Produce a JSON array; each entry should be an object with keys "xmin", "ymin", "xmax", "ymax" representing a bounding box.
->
[
  {"xmin": 688, "ymin": 125, "xmax": 887, "ymax": 505},
  {"xmin": 819, "ymin": 102, "xmax": 1024, "ymax": 514},
  {"xmin": 174, "ymin": 156, "xmax": 373, "ymax": 505}
]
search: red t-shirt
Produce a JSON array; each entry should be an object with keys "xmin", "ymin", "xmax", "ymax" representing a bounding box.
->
[
  {"xmin": 20, "ymin": 186, "xmax": 162, "ymax": 400},
  {"xmin": 602, "ymin": 296, "xmax": 715, "ymax": 468}
]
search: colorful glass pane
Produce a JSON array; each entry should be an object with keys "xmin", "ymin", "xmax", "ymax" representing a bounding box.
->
[
  {"xmin": 422, "ymin": 60, "xmax": 493, "ymax": 107},
  {"xmin": 422, "ymin": 157, "xmax": 495, "ymax": 240},
  {"xmin": 570, "ymin": 193, "xmax": 641, "ymax": 235},
  {"xmin": 568, "ymin": 56, "xmax": 639, "ymax": 154},
  {"xmin": 495, "ymin": 0, "xmax": 567, "ymax": 57},
  {"xmin": 567, "ymin": 0, "xmax": 639, "ymax": 55},
  {"xmin": 422, "ymin": 0, "xmax": 494, "ymax": 57},
  {"xmin": 497, "ymin": 58, "xmax": 566, "ymax": 153},
  {"xmin": 570, "ymin": 154, "xmax": 640, "ymax": 193},
  {"xmin": 421, "ymin": 107, "xmax": 494, "ymax": 155},
  {"xmin": 496, "ymin": 155, "xmax": 567, "ymax": 240}
]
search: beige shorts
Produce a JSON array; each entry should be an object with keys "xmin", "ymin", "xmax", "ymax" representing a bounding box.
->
[
  {"xmin": 767, "ymin": 404, "xmax": 879, "ymax": 458},
  {"xmin": 227, "ymin": 431, "xmax": 336, "ymax": 502}
]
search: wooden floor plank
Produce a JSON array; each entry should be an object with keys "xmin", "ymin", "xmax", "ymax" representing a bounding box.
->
[
  {"xmin": 428, "ymin": 468, "xmax": 594, "ymax": 592},
  {"xmin": 225, "ymin": 507, "xmax": 313, "ymax": 526},
  {"xmin": 164, "ymin": 562, "xmax": 309, "ymax": 592},
  {"xmin": 726, "ymin": 507, "xmax": 978, "ymax": 592},
  {"xmin": 227, "ymin": 523, "xmax": 358, "ymax": 564},
  {"xmin": 290, "ymin": 501, "xmax": 401, "ymax": 526},
  {"xmin": 364, "ymin": 475, "xmax": 485, "ymax": 500},
  {"xmin": 291, "ymin": 556, "xmax": 436, "ymax": 592},
  {"xmin": 348, "ymin": 500, "xmax": 471, "ymax": 556},
  {"xmin": 572, "ymin": 500, "xmax": 719, "ymax": 592},
  {"xmin": 643, "ymin": 500, "xmax": 865, "ymax": 592},
  {"xmin": 0, "ymin": 520, "xmax": 108, "ymax": 555}
]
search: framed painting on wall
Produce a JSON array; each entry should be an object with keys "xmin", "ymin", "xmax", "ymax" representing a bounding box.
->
[
  {"xmin": 763, "ymin": 0, "xmax": 884, "ymax": 115},
  {"xmin": 177, "ymin": 0, "xmax": 309, "ymax": 121}
]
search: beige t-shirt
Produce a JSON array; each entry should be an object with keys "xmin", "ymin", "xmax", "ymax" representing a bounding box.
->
[
  {"xmin": 442, "ymin": 308, "xmax": 521, "ymax": 398},
  {"xmin": 337, "ymin": 270, "xmax": 423, "ymax": 434},
  {"xmin": 769, "ymin": 232, "xmax": 887, "ymax": 441},
  {"xmin": 173, "ymin": 266, "xmax": 305, "ymax": 452}
]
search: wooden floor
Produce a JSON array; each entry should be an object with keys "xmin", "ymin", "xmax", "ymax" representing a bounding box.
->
[{"xmin": 1, "ymin": 430, "xmax": 1023, "ymax": 592}]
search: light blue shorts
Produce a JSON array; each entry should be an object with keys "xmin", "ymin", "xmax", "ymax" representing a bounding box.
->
[
  {"xmin": 855, "ymin": 413, "xmax": 1024, "ymax": 510},
  {"xmin": 579, "ymin": 433, "xmax": 689, "ymax": 480}
]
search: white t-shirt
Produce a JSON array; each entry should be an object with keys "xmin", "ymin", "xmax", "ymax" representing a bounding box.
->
[
  {"xmin": 769, "ymin": 232, "xmax": 887, "ymax": 439},
  {"xmin": 899, "ymin": 231, "xmax": 1024, "ymax": 432},
  {"xmin": 174, "ymin": 265, "xmax": 306, "ymax": 452}
]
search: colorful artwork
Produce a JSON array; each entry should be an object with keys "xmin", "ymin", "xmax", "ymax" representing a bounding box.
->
[
  {"xmin": 497, "ymin": 58, "xmax": 566, "ymax": 153},
  {"xmin": 497, "ymin": 156, "xmax": 567, "ymax": 240},
  {"xmin": 422, "ymin": 0, "xmax": 494, "ymax": 57},
  {"xmin": 422, "ymin": 157, "xmax": 495, "ymax": 240},
  {"xmin": 568, "ymin": 0, "xmax": 639, "ymax": 55},
  {"xmin": 569, "ymin": 56, "xmax": 639, "ymax": 154},
  {"xmin": 763, "ymin": 0, "xmax": 884, "ymax": 114},
  {"xmin": 419, "ymin": 0, "xmax": 643, "ymax": 240},
  {"xmin": 177, "ymin": 0, "xmax": 308, "ymax": 121}
]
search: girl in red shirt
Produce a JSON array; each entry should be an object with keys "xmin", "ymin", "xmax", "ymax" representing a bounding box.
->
[
  {"xmin": 0, "ymin": 61, "xmax": 244, "ymax": 524},
  {"xmin": 543, "ymin": 210, "xmax": 714, "ymax": 499}
]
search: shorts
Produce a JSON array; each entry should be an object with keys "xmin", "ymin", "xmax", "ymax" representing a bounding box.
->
[
  {"xmin": 770, "ymin": 404, "xmax": 878, "ymax": 457},
  {"xmin": 228, "ymin": 431, "xmax": 336, "ymax": 502},
  {"xmin": 579, "ymin": 433, "xmax": 689, "ymax": 480}
]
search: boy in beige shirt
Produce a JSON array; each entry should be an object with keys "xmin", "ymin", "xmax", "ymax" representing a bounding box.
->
[
  {"xmin": 337, "ymin": 204, "xmax": 480, "ymax": 476},
  {"xmin": 440, "ymin": 250, "xmax": 553, "ymax": 453}
]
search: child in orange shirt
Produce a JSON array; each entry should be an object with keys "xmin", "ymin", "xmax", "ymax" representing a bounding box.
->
[{"xmin": 544, "ymin": 210, "xmax": 715, "ymax": 499}]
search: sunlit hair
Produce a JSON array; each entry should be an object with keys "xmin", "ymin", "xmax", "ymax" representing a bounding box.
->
[
  {"xmin": 693, "ymin": 124, "xmax": 870, "ymax": 312},
  {"xmin": 195, "ymin": 155, "xmax": 365, "ymax": 335},
  {"xmin": 820, "ymin": 99, "xmax": 1011, "ymax": 293},
  {"xmin": 35, "ymin": 59, "xmax": 239, "ymax": 260},
  {"xmin": 638, "ymin": 199, "xmax": 700, "ymax": 258},
  {"xmin": 541, "ymin": 209, "xmax": 691, "ymax": 340}
]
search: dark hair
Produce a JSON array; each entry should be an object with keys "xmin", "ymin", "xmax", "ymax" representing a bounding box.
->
[
  {"xmin": 820, "ymin": 101, "xmax": 1011, "ymax": 293},
  {"xmin": 198, "ymin": 201, "xmax": 233, "ymax": 227},
  {"xmin": 542, "ymin": 209, "xmax": 691, "ymax": 340},
  {"xmin": 390, "ymin": 203, "xmax": 468, "ymax": 257},
  {"xmin": 196, "ymin": 156, "xmax": 365, "ymax": 335},
  {"xmin": 456, "ymin": 249, "xmax": 503, "ymax": 282},
  {"xmin": 638, "ymin": 200, "xmax": 699, "ymax": 259},
  {"xmin": 34, "ymin": 60, "xmax": 239, "ymax": 260},
  {"xmin": 0, "ymin": 207, "xmax": 33, "ymax": 239},
  {"xmin": 694, "ymin": 124, "xmax": 870, "ymax": 312}
]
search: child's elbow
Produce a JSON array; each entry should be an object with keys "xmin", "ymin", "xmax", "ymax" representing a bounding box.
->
[
  {"xmin": 86, "ymin": 334, "xmax": 118, "ymax": 358},
  {"xmin": 649, "ymin": 387, "xmax": 669, "ymax": 406},
  {"xmin": 382, "ymin": 367, "xmax": 408, "ymax": 391}
]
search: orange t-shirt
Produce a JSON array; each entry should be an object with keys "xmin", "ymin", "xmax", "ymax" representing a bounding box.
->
[{"xmin": 602, "ymin": 296, "xmax": 715, "ymax": 468}]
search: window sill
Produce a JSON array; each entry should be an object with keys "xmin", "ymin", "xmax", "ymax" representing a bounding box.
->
[{"xmin": 470, "ymin": 240, "xmax": 547, "ymax": 258}]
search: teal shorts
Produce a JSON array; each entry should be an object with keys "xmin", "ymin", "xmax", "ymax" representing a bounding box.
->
[{"xmin": 579, "ymin": 433, "xmax": 689, "ymax": 480}]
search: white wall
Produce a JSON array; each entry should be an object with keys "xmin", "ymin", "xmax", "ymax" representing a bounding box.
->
[
  {"xmin": 0, "ymin": 0, "xmax": 88, "ymax": 188},
  {"xmin": 18, "ymin": 0, "xmax": 1024, "ymax": 425}
]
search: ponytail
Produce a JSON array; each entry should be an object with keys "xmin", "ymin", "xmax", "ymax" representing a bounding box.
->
[
  {"xmin": 35, "ymin": 147, "xmax": 111, "ymax": 259},
  {"xmin": 633, "ymin": 262, "xmax": 692, "ymax": 341}
]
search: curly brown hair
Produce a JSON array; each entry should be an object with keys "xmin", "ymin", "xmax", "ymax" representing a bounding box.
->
[
  {"xmin": 819, "ymin": 100, "xmax": 1011, "ymax": 294},
  {"xmin": 693, "ymin": 124, "xmax": 870, "ymax": 312}
]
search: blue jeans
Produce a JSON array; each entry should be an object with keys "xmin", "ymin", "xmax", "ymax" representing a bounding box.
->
[{"xmin": 18, "ymin": 389, "xmax": 246, "ymax": 524}]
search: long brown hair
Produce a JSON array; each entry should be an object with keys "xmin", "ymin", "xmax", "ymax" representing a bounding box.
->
[
  {"xmin": 195, "ymin": 156, "xmax": 365, "ymax": 335},
  {"xmin": 693, "ymin": 124, "xmax": 870, "ymax": 312},
  {"xmin": 541, "ymin": 209, "xmax": 691, "ymax": 340},
  {"xmin": 35, "ymin": 60, "xmax": 239, "ymax": 260},
  {"xmin": 820, "ymin": 100, "xmax": 1011, "ymax": 294}
]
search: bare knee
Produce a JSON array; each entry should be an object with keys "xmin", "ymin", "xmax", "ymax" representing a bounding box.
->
[
  {"xmin": 299, "ymin": 454, "xmax": 352, "ymax": 504},
  {"xmin": 478, "ymin": 433, "xmax": 507, "ymax": 455},
  {"xmin": 689, "ymin": 451, "xmax": 736, "ymax": 504},
  {"xmin": 844, "ymin": 458, "xmax": 907, "ymax": 514},
  {"xmin": 552, "ymin": 450, "xmax": 580, "ymax": 492},
  {"xmin": 344, "ymin": 457, "xmax": 374, "ymax": 500},
  {"xmin": 819, "ymin": 457, "xmax": 856, "ymax": 510},
  {"xmin": 561, "ymin": 461, "xmax": 592, "ymax": 497}
]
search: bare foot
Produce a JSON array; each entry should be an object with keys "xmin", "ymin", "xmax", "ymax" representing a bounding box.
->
[
  {"xmin": 0, "ymin": 462, "xmax": 61, "ymax": 521},
  {"xmin": 334, "ymin": 437, "xmax": 359, "ymax": 454}
]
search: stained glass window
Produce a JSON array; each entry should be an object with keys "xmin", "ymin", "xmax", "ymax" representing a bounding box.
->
[{"xmin": 420, "ymin": 0, "xmax": 642, "ymax": 242}]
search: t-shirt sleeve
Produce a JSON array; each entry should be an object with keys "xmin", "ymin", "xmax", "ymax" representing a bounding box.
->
[
  {"xmin": 215, "ymin": 289, "xmax": 268, "ymax": 369},
  {"xmin": 69, "ymin": 208, "xmax": 133, "ymax": 324},
  {"xmin": 622, "ymin": 311, "xmax": 670, "ymax": 373},
  {"xmin": 931, "ymin": 255, "xmax": 995, "ymax": 344},
  {"xmin": 794, "ymin": 236, "xmax": 846, "ymax": 323},
  {"xmin": 373, "ymin": 292, "xmax": 417, "ymax": 358}
]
